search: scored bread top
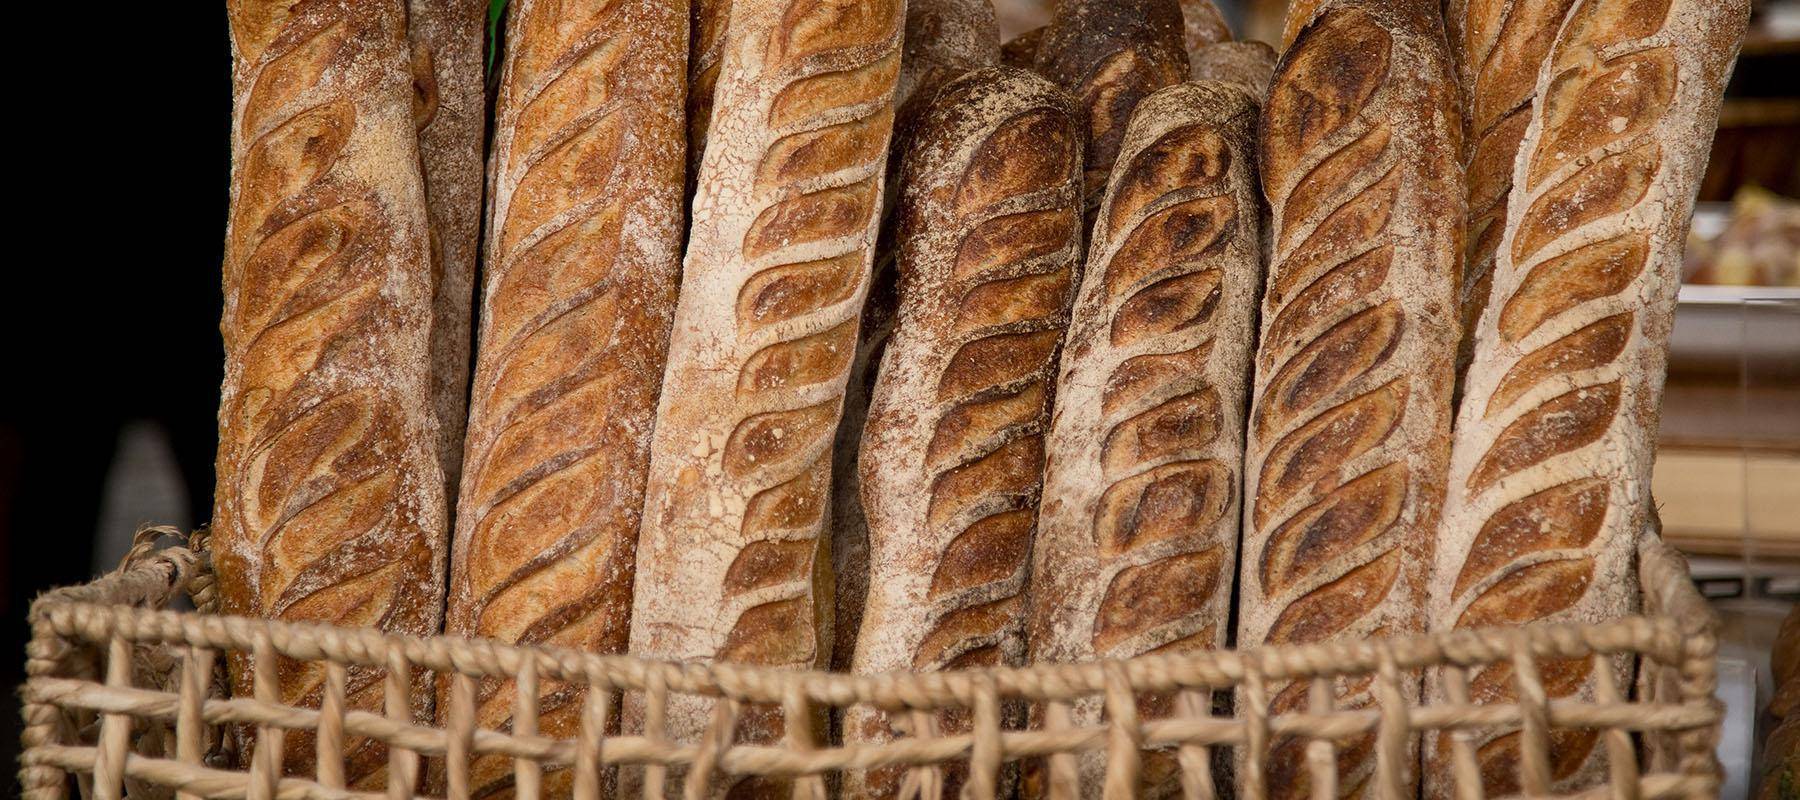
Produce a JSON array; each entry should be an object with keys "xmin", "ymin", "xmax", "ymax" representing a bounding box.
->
[
  {"xmin": 218, "ymin": 0, "xmax": 446, "ymax": 786},
  {"xmin": 1427, "ymin": 0, "xmax": 1750, "ymax": 794},
  {"xmin": 1026, "ymin": 79, "xmax": 1262, "ymax": 800},
  {"xmin": 442, "ymin": 0, "xmax": 687, "ymax": 796},
  {"xmin": 624, "ymin": 0, "xmax": 902, "ymax": 793},
  {"xmin": 1240, "ymin": 0, "xmax": 1464, "ymax": 795}
]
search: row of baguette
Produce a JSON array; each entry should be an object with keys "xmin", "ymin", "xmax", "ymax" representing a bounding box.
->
[{"xmin": 213, "ymin": 0, "xmax": 1748, "ymax": 797}]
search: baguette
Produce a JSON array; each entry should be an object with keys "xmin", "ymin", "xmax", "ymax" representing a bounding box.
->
[
  {"xmin": 832, "ymin": 0, "xmax": 1000, "ymax": 674},
  {"xmin": 1188, "ymin": 40, "xmax": 1277, "ymax": 96},
  {"xmin": 1025, "ymin": 80, "xmax": 1261, "ymax": 800},
  {"xmin": 841, "ymin": 66, "xmax": 1082, "ymax": 800},
  {"xmin": 623, "ymin": 0, "xmax": 902, "ymax": 795},
  {"xmin": 440, "ymin": 0, "xmax": 687, "ymax": 797},
  {"xmin": 1427, "ymin": 0, "xmax": 1749, "ymax": 794},
  {"xmin": 216, "ymin": 0, "xmax": 445, "ymax": 787},
  {"xmin": 1001, "ymin": 26, "xmax": 1046, "ymax": 68},
  {"xmin": 1034, "ymin": 0, "xmax": 1189, "ymax": 223},
  {"xmin": 406, "ymin": 0, "xmax": 486, "ymax": 494},
  {"xmin": 1444, "ymin": 0, "xmax": 1579, "ymax": 379},
  {"xmin": 1239, "ymin": 1, "xmax": 1463, "ymax": 797},
  {"xmin": 1181, "ymin": 0, "xmax": 1233, "ymax": 52}
]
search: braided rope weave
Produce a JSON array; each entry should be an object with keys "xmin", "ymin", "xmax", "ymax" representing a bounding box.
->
[{"xmin": 20, "ymin": 525, "xmax": 1719, "ymax": 800}]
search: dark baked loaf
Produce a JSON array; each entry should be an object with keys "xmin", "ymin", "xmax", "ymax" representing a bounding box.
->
[
  {"xmin": 405, "ymin": 0, "xmax": 486, "ymax": 494},
  {"xmin": 216, "ymin": 0, "xmax": 445, "ymax": 788},
  {"xmin": 1444, "ymin": 0, "xmax": 1579, "ymax": 378},
  {"xmin": 1239, "ymin": 0, "xmax": 1464, "ymax": 797},
  {"xmin": 439, "ymin": 0, "xmax": 687, "ymax": 797},
  {"xmin": 841, "ymin": 66, "xmax": 1082, "ymax": 800},
  {"xmin": 1181, "ymin": 0, "xmax": 1233, "ymax": 53},
  {"xmin": 1034, "ymin": 0, "xmax": 1190, "ymax": 222},
  {"xmin": 1027, "ymin": 80, "xmax": 1262, "ymax": 800},
  {"xmin": 1428, "ymin": 0, "xmax": 1750, "ymax": 794},
  {"xmin": 831, "ymin": 0, "xmax": 1000, "ymax": 675},
  {"xmin": 624, "ymin": 0, "xmax": 902, "ymax": 795},
  {"xmin": 1189, "ymin": 40, "xmax": 1277, "ymax": 96}
]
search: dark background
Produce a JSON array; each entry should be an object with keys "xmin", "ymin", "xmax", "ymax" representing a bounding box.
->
[{"xmin": 1, "ymin": 3, "xmax": 230, "ymax": 788}]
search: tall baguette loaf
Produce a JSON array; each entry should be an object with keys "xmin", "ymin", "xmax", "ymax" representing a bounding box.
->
[
  {"xmin": 1238, "ymin": 1, "xmax": 1463, "ymax": 796},
  {"xmin": 1425, "ymin": 0, "xmax": 1748, "ymax": 794},
  {"xmin": 842, "ymin": 67, "xmax": 1082, "ymax": 800},
  {"xmin": 1034, "ymin": 0, "xmax": 1189, "ymax": 223},
  {"xmin": 405, "ymin": 0, "xmax": 486, "ymax": 494},
  {"xmin": 1444, "ymin": 0, "xmax": 1579, "ymax": 378},
  {"xmin": 1025, "ymin": 80, "xmax": 1261, "ymax": 800},
  {"xmin": 440, "ymin": 0, "xmax": 687, "ymax": 797},
  {"xmin": 217, "ymin": 0, "xmax": 445, "ymax": 787},
  {"xmin": 1188, "ymin": 41, "xmax": 1277, "ymax": 96},
  {"xmin": 831, "ymin": 0, "xmax": 1000, "ymax": 674},
  {"xmin": 1181, "ymin": 0, "xmax": 1233, "ymax": 52},
  {"xmin": 623, "ymin": 0, "xmax": 902, "ymax": 796}
]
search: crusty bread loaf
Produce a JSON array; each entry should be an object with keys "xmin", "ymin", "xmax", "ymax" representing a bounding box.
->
[
  {"xmin": 831, "ymin": 0, "xmax": 1000, "ymax": 675},
  {"xmin": 1188, "ymin": 40, "xmax": 1277, "ymax": 95},
  {"xmin": 439, "ymin": 0, "xmax": 687, "ymax": 796},
  {"xmin": 1778, "ymin": 603, "xmax": 1800, "ymax": 689},
  {"xmin": 1278, "ymin": 0, "xmax": 1325, "ymax": 48},
  {"xmin": 217, "ymin": 0, "xmax": 446, "ymax": 787},
  {"xmin": 1001, "ymin": 25, "xmax": 1046, "ymax": 68},
  {"xmin": 405, "ymin": 0, "xmax": 485, "ymax": 494},
  {"xmin": 1034, "ymin": 0, "xmax": 1189, "ymax": 221},
  {"xmin": 1239, "ymin": 1, "xmax": 1463, "ymax": 796},
  {"xmin": 623, "ymin": 0, "xmax": 902, "ymax": 795},
  {"xmin": 1026, "ymin": 80, "xmax": 1261, "ymax": 800},
  {"xmin": 1427, "ymin": 0, "xmax": 1749, "ymax": 794},
  {"xmin": 1181, "ymin": 0, "xmax": 1233, "ymax": 52},
  {"xmin": 841, "ymin": 66, "xmax": 1082, "ymax": 800},
  {"xmin": 1444, "ymin": 0, "xmax": 1578, "ymax": 379}
]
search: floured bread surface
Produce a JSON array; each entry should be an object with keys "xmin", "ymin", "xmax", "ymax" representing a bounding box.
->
[
  {"xmin": 216, "ymin": 0, "xmax": 445, "ymax": 788},
  {"xmin": 1189, "ymin": 40, "xmax": 1277, "ymax": 96},
  {"xmin": 1427, "ymin": 0, "xmax": 1749, "ymax": 794},
  {"xmin": 405, "ymin": 0, "xmax": 486, "ymax": 495},
  {"xmin": 1025, "ymin": 80, "xmax": 1261, "ymax": 800},
  {"xmin": 842, "ymin": 66, "xmax": 1081, "ymax": 800},
  {"xmin": 1239, "ymin": 0, "xmax": 1464, "ymax": 796},
  {"xmin": 623, "ymin": 0, "xmax": 902, "ymax": 796},
  {"xmin": 441, "ymin": 0, "xmax": 687, "ymax": 797}
]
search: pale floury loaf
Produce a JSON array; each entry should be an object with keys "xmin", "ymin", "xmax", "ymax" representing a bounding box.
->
[
  {"xmin": 440, "ymin": 0, "xmax": 687, "ymax": 797},
  {"xmin": 405, "ymin": 0, "xmax": 486, "ymax": 495},
  {"xmin": 216, "ymin": 0, "xmax": 445, "ymax": 788},
  {"xmin": 1025, "ymin": 80, "xmax": 1262, "ymax": 800},
  {"xmin": 624, "ymin": 0, "xmax": 902, "ymax": 796},
  {"xmin": 1238, "ymin": 0, "xmax": 1464, "ymax": 796},
  {"xmin": 1427, "ymin": 0, "xmax": 1749, "ymax": 794},
  {"xmin": 843, "ymin": 66, "xmax": 1081, "ymax": 800}
]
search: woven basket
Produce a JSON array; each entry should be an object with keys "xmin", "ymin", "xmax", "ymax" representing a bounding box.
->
[{"xmin": 19, "ymin": 526, "xmax": 1722, "ymax": 800}]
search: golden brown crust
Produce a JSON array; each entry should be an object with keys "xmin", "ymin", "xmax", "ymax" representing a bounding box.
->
[
  {"xmin": 624, "ymin": 0, "xmax": 902, "ymax": 794},
  {"xmin": 1446, "ymin": 0, "xmax": 1579, "ymax": 381},
  {"xmin": 439, "ymin": 0, "xmax": 687, "ymax": 796},
  {"xmin": 1427, "ymin": 0, "xmax": 1749, "ymax": 794},
  {"xmin": 841, "ymin": 66, "xmax": 1082, "ymax": 800},
  {"xmin": 405, "ymin": 0, "xmax": 486, "ymax": 495},
  {"xmin": 831, "ymin": 0, "xmax": 1000, "ymax": 676},
  {"xmin": 1189, "ymin": 40, "xmax": 1277, "ymax": 95},
  {"xmin": 1034, "ymin": 0, "xmax": 1190, "ymax": 220},
  {"xmin": 217, "ymin": 0, "xmax": 445, "ymax": 787},
  {"xmin": 1026, "ymin": 80, "xmax": 1261, "ymax": 800},
  {"xmin": 1239, "ymin": 1, "xmax": 1464, "ymax": 796}
]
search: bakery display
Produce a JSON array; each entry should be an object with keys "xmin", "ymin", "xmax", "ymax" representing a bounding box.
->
[
  {"xmin": 217, "ymin": 0, "xmax": 449, "ymax": 787},
  {"xmin": 439, "ymin": 0, "xmax": 688, "ymax": 796},
  {"xmin": 1427, "ymin": 0, "xmax": 1750, "ymax": 793},
  {"xmin": 200, "ymin": 0, "xmax": 1757, "ymax": 794},
  {"xmin": 1025, "ymin": 79, "xmax": 1261, "ymax": 800}
]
